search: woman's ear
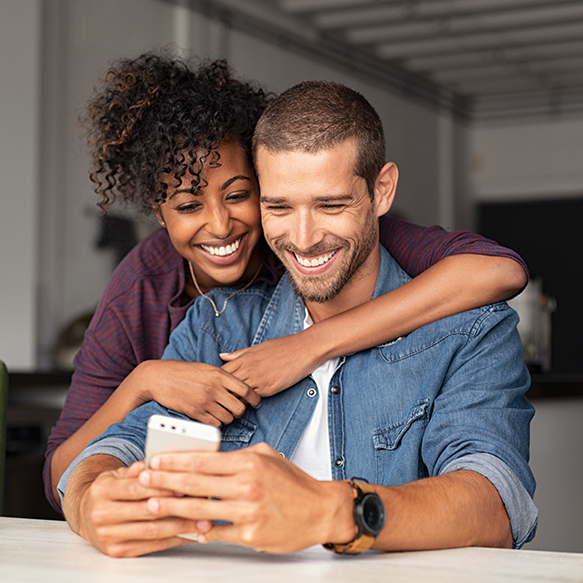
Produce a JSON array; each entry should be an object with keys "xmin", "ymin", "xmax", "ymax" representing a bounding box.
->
[
  {"xmin": 373, "ymin": 162, "xmax": 399, "ymax": 218},
  {"xmin": 153, "ymin": 203, "xmax": 166, "ymax": 228}
]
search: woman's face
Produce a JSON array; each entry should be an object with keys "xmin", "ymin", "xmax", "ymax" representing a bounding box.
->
[{"xmin": 156, "ymin": 141, "xmax": 263, "ymax": 290}]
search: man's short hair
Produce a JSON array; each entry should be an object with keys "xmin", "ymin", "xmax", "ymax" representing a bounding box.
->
[{"xmin": 252, "ymin": 80, "xmax": 385, "ymax": 200}]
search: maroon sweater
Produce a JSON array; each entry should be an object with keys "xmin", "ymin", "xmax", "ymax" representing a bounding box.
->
[{"xmin": 44, "ymin": 216, "xmax": 528, "ymax": 511}]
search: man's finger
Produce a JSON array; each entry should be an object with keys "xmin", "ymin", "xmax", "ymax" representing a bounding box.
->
[
  {"xmin": 146, "ymin": 495, "xmax": 238, "ymax": 524},
  {"xmin": 95, "ymin": 515, "xmax": 204, "ymax": 542},
  {"xmin": 148, "ymin": 444, "xmax": 276, "ymax": 475},
  {"xmin": 94, "ymin": 474, "xmax": 175, "ymax": 505},
  {"xmin": 95, "ymin": 532, "xmax": 194, "ymax": 558}
]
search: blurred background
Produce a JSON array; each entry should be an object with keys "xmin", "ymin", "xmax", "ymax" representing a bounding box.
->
[{"xmin": 1, "ymin": 0, "xmax": 582, "ymax": 553}]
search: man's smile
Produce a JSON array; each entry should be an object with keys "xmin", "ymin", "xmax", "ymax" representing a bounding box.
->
[{"xmin": 293, "ymin": 249, "xmax": 338, "ymax": 268}]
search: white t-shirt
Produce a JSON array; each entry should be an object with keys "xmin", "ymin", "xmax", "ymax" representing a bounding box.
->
[{"xmin": 290, "ymin": 310, "xmax": 338, "ymax": 481}]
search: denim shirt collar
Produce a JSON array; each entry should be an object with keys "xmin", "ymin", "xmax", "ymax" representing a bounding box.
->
[{"xmin": 252, "ymin": 244, "xmax": 411, "ymax": 346}]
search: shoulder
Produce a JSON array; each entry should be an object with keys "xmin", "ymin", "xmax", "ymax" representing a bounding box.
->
[
  {"xmin": 426, "ymin": 301, "xmax": 520, "ymax": 343},
  {"xmin": 96, "ymin": 228, "xmax": 181, "ymax": 304},
  {"xmin": 378, "ymin": 301, "xmax": 520, "ymax": 362}
]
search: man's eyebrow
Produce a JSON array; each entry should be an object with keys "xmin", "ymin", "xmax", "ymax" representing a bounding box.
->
[
  {"xmin": 260, "ymin": 194, "xmax": 355, "ymax": 203},
  {"xmin": 260, "ymin": 195, "xmax": 287, "ymax": 204},
  {"xmin": 221, "ymin": 175, "xmax": 251, "ymax": 190},
  {"xmin": 315, "ymin": 194, "xmax": 354, "ymax": 202}
]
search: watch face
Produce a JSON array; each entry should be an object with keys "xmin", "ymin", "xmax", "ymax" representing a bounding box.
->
[{"xmin": 361, "ymin": 493, "xmax": 386, "ymax": 535}]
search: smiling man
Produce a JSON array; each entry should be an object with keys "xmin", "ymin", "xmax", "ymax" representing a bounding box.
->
[{"xmin": 59, "ymin": 81, "xmax": 537, "ymax": 558}]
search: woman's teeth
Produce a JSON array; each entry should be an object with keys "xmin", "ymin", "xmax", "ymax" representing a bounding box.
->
[
  {"xmin": 295, "ymin": 250, "xmax": 336, "ymax": 267},
  {"xmin": 201, "ymin": 238, "xmax": 241, "ymax": 257}
]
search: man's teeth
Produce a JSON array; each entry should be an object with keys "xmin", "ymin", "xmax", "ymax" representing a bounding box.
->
[
  {"xmin": 295, "ymin": 250, "xmax": 336, "ymax": 267},
  {"xmin": 201, "ymin": 238, "xmax": 241, "ymax": 257}
]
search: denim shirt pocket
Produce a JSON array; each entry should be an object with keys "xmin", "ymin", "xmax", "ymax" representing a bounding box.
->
[
  {"xmin": 220, "ymin": 417, "xmax": 257, "ymax": 451},
  {"xmin": 372, "ymin": 399, "xmax": 431, "ymax": 484}
]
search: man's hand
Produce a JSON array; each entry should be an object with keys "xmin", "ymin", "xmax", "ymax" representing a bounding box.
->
[
  {"xmin": 64, "ymin": 456, "xmax": 204, "ymax": 558},
  {"xmin": 138, "ymin": 447, "xmax": 513, "ymax": 553},
  {"xmin": 139, "ymin": 444, "xmax": 356, "ymax": 553}
]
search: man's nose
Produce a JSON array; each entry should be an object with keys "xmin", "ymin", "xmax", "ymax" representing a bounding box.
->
[
  {"xmin": 289, "ymin": 210, "xmax": 321, "ymax": 253},
  {"xmin": 204, "ymin": 204, "xmax": 232, "ymax": 239}
]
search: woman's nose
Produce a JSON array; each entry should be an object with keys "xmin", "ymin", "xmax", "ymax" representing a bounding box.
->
[{"xmin": 204, "ymin": 204, "xmax": 232, "ymax": 239}]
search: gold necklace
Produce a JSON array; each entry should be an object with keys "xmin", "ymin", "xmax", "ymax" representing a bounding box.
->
[{"xmin": 188, "ymin": 260, "xmax": 263, "ymax": 317}]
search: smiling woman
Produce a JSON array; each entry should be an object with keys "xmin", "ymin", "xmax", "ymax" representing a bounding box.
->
[
  {"xmin": 45, "ymin": 51, "xmax": 530, "ymax": 514},
  {"xmin": 155, "ymin": 142, "xmax": 263, "ymax": 291}
]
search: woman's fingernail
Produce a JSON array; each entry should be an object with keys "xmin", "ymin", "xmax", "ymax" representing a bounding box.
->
[
  {"xmin": 139, "ymin": 471, "xmax": 151, "ymax": 485},
  {"xmin": 147, "ymin": 498, "xmax": 160, "ymax": 513}
]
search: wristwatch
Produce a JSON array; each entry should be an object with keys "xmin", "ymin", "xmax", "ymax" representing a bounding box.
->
[{"xmin": 324, "ymin": 478, "xmax": 386, "ymax": 554}]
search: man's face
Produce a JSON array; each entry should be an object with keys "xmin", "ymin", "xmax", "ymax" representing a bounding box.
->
[{"xmin": 257, "ymin": 141, "xmax": 380, "ymax": 305}]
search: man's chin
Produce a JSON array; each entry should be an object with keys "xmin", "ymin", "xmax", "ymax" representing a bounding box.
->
[{"xmin": 286, "ymin": 271, "xmax": 345, "ymax": 303}]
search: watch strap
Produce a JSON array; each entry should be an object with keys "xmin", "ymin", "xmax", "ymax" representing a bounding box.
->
[{"xmin": 324, "ymin": 479, "xmax": 378, "ymax": 555}]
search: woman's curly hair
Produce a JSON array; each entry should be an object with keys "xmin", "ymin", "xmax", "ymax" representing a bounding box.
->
[{"xmin": 82, "ymin": 52, "xmax": 272, "ymax": 213}]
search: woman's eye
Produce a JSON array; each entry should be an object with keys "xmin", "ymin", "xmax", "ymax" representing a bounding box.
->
[
  {"xmin": 176, "ymin": 203, "xmax": 202, "ymax": 213},
  {"xmin": 226, "ymin": 191, "xmax": 252, "ymax": 203}
]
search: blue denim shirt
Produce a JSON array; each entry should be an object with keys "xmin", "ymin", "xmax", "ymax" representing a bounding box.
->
[{"xmin": 59, "ymin": 246, "xmax": 537, "ymax": 547}]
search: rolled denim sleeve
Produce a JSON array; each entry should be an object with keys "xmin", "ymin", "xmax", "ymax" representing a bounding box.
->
[
  {"xmin": 441, "ymin": 453, "xmax": 538, "ymax": 548},
  {"xmin": 421, "ymin": 304, "xmax": 537, "ymax": 542},
  {"xmin": 57, "ymin": 401, "xmax": 171, "ymax": 507}
]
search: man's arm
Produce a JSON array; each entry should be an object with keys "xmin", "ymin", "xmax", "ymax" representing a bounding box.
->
[
  {"xmin": 137, "ymin": 444, "xmax": 511, "ymax": 554},
  {"xmin": 63, "ymin": 454, "xmax": 201, "ymax": 557}
]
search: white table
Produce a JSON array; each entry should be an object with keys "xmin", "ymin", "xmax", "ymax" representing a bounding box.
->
[{"xmin": 1, "ymin": 517, "xmax": 582, "ymax": 583}]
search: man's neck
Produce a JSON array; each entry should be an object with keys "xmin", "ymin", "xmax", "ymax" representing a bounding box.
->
[{"xmin": 305, "ymin": 248, "xmax": 380, "ymax": 323}]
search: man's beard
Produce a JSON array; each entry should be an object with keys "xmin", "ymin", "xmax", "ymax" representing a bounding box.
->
[{"xmin": 273, "ymin": 207, "xmax": 378, "ymax": 303}]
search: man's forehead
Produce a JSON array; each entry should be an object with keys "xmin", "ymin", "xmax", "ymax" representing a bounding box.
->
[{"xmin": 255, "ymin": 141, "xmax": 359, "ymax": 186}]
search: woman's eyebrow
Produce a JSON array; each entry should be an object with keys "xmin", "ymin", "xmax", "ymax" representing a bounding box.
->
[
  {"xmin": 169, "ymin": 187, "xmax": 201, "ymax": 199},
  {"xmin": 221, "ymin": 175, "xmax": 251, "ymax": 190}
]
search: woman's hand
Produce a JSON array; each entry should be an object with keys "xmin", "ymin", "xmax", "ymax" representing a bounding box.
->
[
  {"xmin": 220, "ymin": 332, "xmax": 321, "ymax": 397},
  {"xmin": 131, "ymin": 360, "xmax": 260, "ymax": 427},
  {"xmin": 51, "ymin": 360, "xmax": 258, "ymax": 507}
]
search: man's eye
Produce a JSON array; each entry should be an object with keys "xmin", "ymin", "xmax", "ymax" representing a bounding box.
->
[{"xmin": 322, "ymin": 204, "xmax": 345, "ymax": 211}]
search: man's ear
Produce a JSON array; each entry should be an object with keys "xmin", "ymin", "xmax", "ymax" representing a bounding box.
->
[{"xmin": 373, "ymin": 162, "xmax": 399, "ymax": 218}]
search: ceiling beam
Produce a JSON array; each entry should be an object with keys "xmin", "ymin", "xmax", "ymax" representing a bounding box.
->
[
  {"xmin": 406, "ymin": 39, "xmax": 583, "ymax": 72},
  {"xmin": 432, "ymin": 56, "xmax": 583, "ymax": 83},
  {"xmin": 346, "ymin": 4, "xmax": 583, "ymax": 45},
  {"xmin": 375, "ymin": 22, "xmax": 583, "ymax": 59},
  {"xmin": 313, "ymin": 0, "xmax": 582, "ymax": 31}
]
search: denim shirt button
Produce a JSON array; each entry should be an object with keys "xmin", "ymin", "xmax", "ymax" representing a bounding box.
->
[
  {"xmin": 330, "ymin": 385, "xmax": 341, "ymax": 395},
  {"xmin": 307, "ymin": 388, "xmax": 317, "ymax": 397},
  {"xmin": 334, "ymin": 457, "xmax": 344, "ymax": 467},
  {"xmin": 278, "ymin": 452, "xmax": 285, "ymax": 458}
]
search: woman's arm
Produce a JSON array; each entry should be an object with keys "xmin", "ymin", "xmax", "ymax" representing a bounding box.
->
[
  {"xmin": 222, "ymin": 218, "xmax": 528, "ymax": 396},
  {"xmin": 49, "ymin": 359, "xmax": 259, "ymax": 508}
]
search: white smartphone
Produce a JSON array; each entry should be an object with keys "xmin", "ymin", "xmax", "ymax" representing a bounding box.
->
[
  {"xmin": 144, "ymin": 414, "xmax": 221, "ymax": 468},
  {"xmin": 144, "ymin": 415, "xmax": 221, "ymax": 542}
]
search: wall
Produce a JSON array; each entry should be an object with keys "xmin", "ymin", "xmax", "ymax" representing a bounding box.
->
[
  {"xmin": 470, "ymin": 116, "xmax": 583, "ymax": 553},
  {"xmin": 0, "ymin": 0, "xmax": 41, "ymax": 369},
  {"xmin": 470, "ymin": 116, "xmax": 583, "ymax": 202}
]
